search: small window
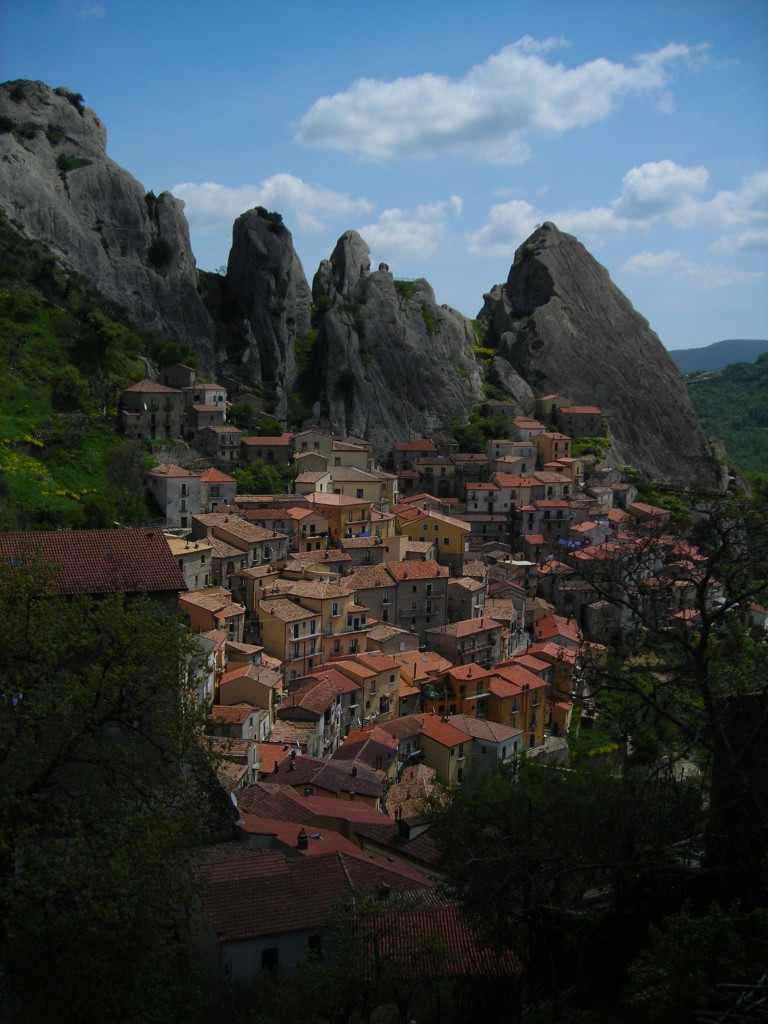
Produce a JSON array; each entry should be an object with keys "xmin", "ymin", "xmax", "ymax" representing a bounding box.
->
[{"xmin": 262, "ymin": 947, "xmax": 279, "ymax": 971}]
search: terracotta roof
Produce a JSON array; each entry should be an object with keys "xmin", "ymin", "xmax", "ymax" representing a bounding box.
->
[
  {"xmin": 241, "ymin": 432, "xmax": 294, "ymax": 446},
  {"xmin": 123, "ymin": 378, "xmax": 180, "ymax": 394},
  {"xmin": 448, "ymin": 714, "xmax": 522, "ymax": 744},
  {"xmin": 394, "ymin": 651, "xmax": 452, "ymax": 684},
  {"xmin": 197, "ymin": 844, "xmax": 434, "ymax": 942},
  {"xmin": 491, "ymin": 663, "xmax": 548, "ymax": 693},
  {"xmin": 194, "ymin": 513, "xmax": 280, "ymax": 543},
  {"xmin": 257, "ymin": 598, "xmax": 320, "ymax": 623},
  {"xmin": 386, "ymin": 763, "xmax": 437, "ymax": 820},
  {"xmin": 386, "ymin": 559, "xmax": 449, "ymax": 582},
  {"xmin": 270, "ymin": 754, "xmax": 387, "ymax": 798},
  {"xmin": 219, "ymin": 662, "xmax": 281, "ymax": 689},
  {"xmin": 147, "ymin": 463, "xmax": 197, "ymax": 478},
  {"xmin": 279, "ymin": 677, "xmax": 348, "ymax": 717},
  {"xmin": 199, "ymin": 467, "xmax": 237, "ymax": 483},
  {"xmin": 0, "ymin": 528, "xmax": 187, "ymax": 597},
  {"xmin": 393, "ymin": 440, "xmax": 437, "ymax": 452},
  {"xmin": 413, "ymin": 713, "xmax": 470, "ymax": 748},
  {"xmin": 211, "ymin": 704, "xmax": 255, "ymax": 724},
  {"xmin": 427, "ymin": 616, "xmax": 501, "ymax": 638}
]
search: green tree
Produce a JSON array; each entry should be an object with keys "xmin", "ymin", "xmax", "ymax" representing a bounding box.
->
[
  {"xmin": 106, "ymin": 439, "xmax": 150, "ymax": 519},
  {"xmin": 576, "ymin": 490, "xmax": 768, "ymax": 888},
  {"xmin": 0, "ymin": 553, "xmax": 216, "ymax": 1023},
  {"xmin": 427, "ymin": 759, "xmax": 703, "ymax": 1015}
]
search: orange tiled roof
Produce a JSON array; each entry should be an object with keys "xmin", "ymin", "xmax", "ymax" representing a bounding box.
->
[
  {"xmin": 199, "ymin": 467, "xmax": 237, "ymax": 483},
  {"xmin": 386, "ymin": 559, "xmax": 449, "ymax": 581}
]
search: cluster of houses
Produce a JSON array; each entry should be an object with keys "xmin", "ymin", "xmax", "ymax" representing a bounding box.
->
[{"xmin": 58, "ymin": 367, "xmax": 761, "ymax": 989}]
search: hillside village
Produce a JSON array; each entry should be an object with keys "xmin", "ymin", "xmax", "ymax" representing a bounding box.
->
[{"xmin": 8, "ymin": 357, "xmax": 760, "ymax": 993}]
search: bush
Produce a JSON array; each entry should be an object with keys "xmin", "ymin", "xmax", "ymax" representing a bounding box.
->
[
  {"xmin": 147, "ymin": 234, "xmax": 172, "ymax": 269},
  {"xmin": 56, "ymin": 153, "xmax": 92, "ymax": 174}
]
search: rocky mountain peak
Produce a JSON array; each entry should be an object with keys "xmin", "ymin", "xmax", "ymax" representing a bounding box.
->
[
  {"xmin": 478, "ymin": 222, "xmax": 721, "ymax": 489},
  {"xmin": 221, "ymin": 206, "xmax": 312, "ymax": 411},
  {"xmin": 0, "ymin": 79, "xmax": 215, "ymax": 373},
  {"xmin": 312, "ymin": 230, "xmax": 372, "ymax": 303}
]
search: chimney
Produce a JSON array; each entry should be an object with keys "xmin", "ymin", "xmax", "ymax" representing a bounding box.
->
[
  {"xmin": 378, "ymin": 883, "xmax": 390, "ymax": 901},
  {"xmin": 289, "ymin": 759, "xmax": 295, "ymax": 771},
  {"xmin": 351, "ymin": 765, "xmax": 358, "ymax": 777},
  {"xmin": 297, "ymin": 828, "xmax": 308, "ymax": 851},
  {"xmin": 273, "ymin": 759, "xmax": 279, "ymax": 774}
]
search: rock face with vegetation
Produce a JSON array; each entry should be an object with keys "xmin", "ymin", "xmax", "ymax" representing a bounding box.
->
[
  {"xmin": 0, "ymin": 80, "xmax": 215, "ymax": 373},
  {"xmin": 308, "ymin": 231, "xmax": 484, "ymax": 453},
  {"xmin": 479, "ymin": 222, "xmax": 722, "ymax": 488},
  {"xmin": 221, "ymin": 206, "xmax": 312, "ymax": 417}
]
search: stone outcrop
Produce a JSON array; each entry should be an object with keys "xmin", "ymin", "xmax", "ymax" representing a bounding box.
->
[
  {"xmin": 222, "ymin": 207, "xmax": 312, "ymax": 415},
  {"xmin": 478, "ymin": 222, "xmax": 720, "ymax": 489},
  {"xmin": 0, "ymin": 80, "xmax": 215, "ymax": 373},
  {"xmin": 310, "ymin": 231, "xmax": 484, "ymax": 455}
]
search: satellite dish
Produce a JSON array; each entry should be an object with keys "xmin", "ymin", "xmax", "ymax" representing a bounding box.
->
[{"xmin": 230, "ymin": 791, "xmax": 238, "ymax": 807}]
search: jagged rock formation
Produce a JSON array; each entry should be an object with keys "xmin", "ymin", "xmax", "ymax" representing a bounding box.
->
[
  {"xmin": 310, "ymin": 231, "xmax": 484, "ymax": 455},
  {"xmin": 221, "ymin": 207, "xmax": 312, "ymax": 417},
  {"xmin": 0, "ymin": 80, "xmax": 215, "ymax": 373},
  {"xmin": 478, "ymin": 223, "xmax": 721, "ymax": 489}
]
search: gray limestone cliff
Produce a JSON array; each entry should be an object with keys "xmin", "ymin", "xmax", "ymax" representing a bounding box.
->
[
  {"xmin": 310, "ymin": 231, "xmax": 484, "ymax": 455},
  {"xmin": 221, "ymin": 207, "xmax": 312, "ymax": 417},
  {"xmin": 478, "ymin": 222, "xmax": 721, "ymax": 489},
  {"xmin": 0, "ymin": 80, "xmax": 215, "ymax": 373}
]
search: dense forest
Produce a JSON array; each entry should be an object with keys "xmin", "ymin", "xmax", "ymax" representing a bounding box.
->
[{"xmin": 685, "ymin": 353, "xmax": 768, "ymax": 481}]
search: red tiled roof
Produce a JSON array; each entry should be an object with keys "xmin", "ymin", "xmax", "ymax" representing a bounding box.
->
[
  {"xmin": 196, "ymin": 844, "xmax": 434, "ymax": 942},
  {"xmin": 393, "ymin": 440, "xmax": 437, "ymax": 453},
  {"xmin": 354, "ymin": 903, "xmax": 519, "ymax": 978},
  {"xmin": 0, "ymin": 528, "xmax": 187, "ymax": 596},
  {"xmin": 386, "ymin": 559, "xmax": 448, "ymax": 582},
  {"xmin": 199, "ymin": 467, "xmax": 237, "ymax": 483}
]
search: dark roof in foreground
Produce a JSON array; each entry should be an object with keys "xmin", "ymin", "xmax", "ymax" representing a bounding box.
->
[{"xmin": 0, "ymin": 528, "xmax": 187, "ymax": 596}]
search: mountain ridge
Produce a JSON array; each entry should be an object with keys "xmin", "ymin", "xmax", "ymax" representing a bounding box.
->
[
  {"xmin": 668, "ymin": 339, "xmax": 768, "ymax": 375},
  {"xmin": 0, "ymin": 80, "xmax": 723, "ymax": 490}
]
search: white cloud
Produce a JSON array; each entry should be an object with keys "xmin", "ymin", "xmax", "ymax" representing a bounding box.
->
[
  {"xmin": 615, "ymin": 160, "xmax": 709, "ymax": 221},
  {"xmin": 468, "ymin": 162, "xmax": 768, "ymax": 256},
  {"xmin": 622, "ymin": 250, "xmax": 762, "ymax": 287},
  {"xmin": 621, "ymin": 250, "xmax": 684, "ymax": 275},
  {"xmin": 701, "ymin": 171, "xmax": 768, "ymax": 250},
  {"xmin": 78, "ymin": 5, "xmax": 105, "ymax": 18},
  {"xmin": 358, "ymin": 197, "xmax": 463, "ymax": 262},
  {"xmin": 295, "ymin": 39, "xmax": 705, "ymax": 163},
  {"xmin": 466, "ymin": 200, "xmax": 540, "ymax": 258},
  {"xmin": 172, "ymin": 176, "xmax": 373, "ymax": 236}
]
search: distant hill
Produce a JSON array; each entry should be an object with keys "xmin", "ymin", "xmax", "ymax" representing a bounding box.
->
[
  {"xmin": 685, "ymin": 353, "xmax": 768, "ymax": 478},
  {"xmin": 669, "ymin": 339, "xmax": 768, "ymax": 375}
]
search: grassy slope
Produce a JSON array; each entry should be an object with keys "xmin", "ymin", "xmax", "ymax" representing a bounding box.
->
[{"xmin": 0, "ymin": 213, "xmax": 193, "ymax": 529}]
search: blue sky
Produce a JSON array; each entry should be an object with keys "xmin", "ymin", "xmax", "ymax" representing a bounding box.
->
[{"xmin": 2, "ymin": 0, "xmax": 767, "ymax": 350}]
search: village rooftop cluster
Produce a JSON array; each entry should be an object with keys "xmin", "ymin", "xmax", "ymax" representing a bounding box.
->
[{"xmin": 5, "ymin": 363, "xmax": 766, "ymax": 989}]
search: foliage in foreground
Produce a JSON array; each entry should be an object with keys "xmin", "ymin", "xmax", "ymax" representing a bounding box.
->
[{"xmin": 0, "ymin": 554, "xmax": 219, "ymax": 1024}]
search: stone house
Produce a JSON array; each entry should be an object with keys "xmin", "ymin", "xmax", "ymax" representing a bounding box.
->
[
  {"xmin": 203, "ymin": 425, "xmax": 242, "ymax": 462},
  {"xmin": 240, "ymin": 432, "xmax": 295, "ymax": 465},
  {"xmin": 448, "ymin": 714, "xmax": 523, "ymax": 773},
  {"xmin": 385, "ymin": 559, "xmax": 450, "ymax": 641},
  {"xmin": 165, "ymin": 534, "xmax": 213, "ymax": 592},
  {"xmin": 199, "ymin": 467, "xmax": 238, "ymax": 512},
  {"xmin": 146, "ymin": 463, "xmax": 201, "ymax": 529},
  {"xmin": 119, "ymin": 379, "xmax": 183, "ymax": 440},
  {"xmin": 424, "ymin": 616, "xmax": 505, "ymax": 670}
]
